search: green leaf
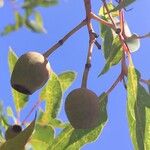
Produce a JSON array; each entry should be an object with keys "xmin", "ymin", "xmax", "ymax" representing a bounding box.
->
[
  {"xmin": 48, "ymin": 93, "xmax": 108, "ymax": 150},
  {"xmin": 39, "ymin": 73, "xmax": 62, "ymax": 124},
  {"xmin": 30, "ymin": 123, "xmax": 54, "ymax": 150},
  {"xmin": 49, "ymin": 119, "xmax": 68, "ymax": 128},
  {"xmin": 101, "ymin": 22, "xmax": 114, "ymax": 59},
  {"xmin": 127, "ymin": 61, "xmax": 138, "ymax": 120},
  {"xmin": 99, "ymin": 37, "xmax": 122, "ymax": 76},
  {"xmin": 22, "ymin": 0, "xmax": 58, "ymax": 9},
  {"xmin": 58, "ymin": 71, "xmax": 76, "ymax": 93},
  {"xmin": 126, "ymin": 63, "xmax": 150, "ymax": 150},
  {"xmin": 111, "ymin": 0, "xmax": 136, "ymax": 12},
  {"xmin": 0, "ymin": 102, "xmax": 9, "ymax": 129},
  {"xmin": 25, "ymin": 19, "xmax": 46, "ymax": 33},
  {"xmin": 6, "ymin": 107, "xmax": 14, "ymax": 117},
  {"xmin": 15, "ymin": 12, "xmax": 24, "ymax": 29},
  {"xmin": 39, "ymin": 0, "xmax": 58, "ymax": 7},
  {"xmin": 1, "ymin": 118, "xmax": 36, "ymax": 150},
  {"xmin": 1, "ymin": 25, "xmax": 16, "ymax": 36},
  {"xmin": 99, "ymin": 3, "xmax": 119, "ymax": 18},
  {"xmin": 145, "ymin": 107, "xmax": 150, "ymax": 149},
  {"xmin": 125, "ymin": 34, "xmax": 140, "ymax": 52},
  {"xmin": 8, "ymin": 47, "xmax": 29, "ymax": 112},
  {"xmin": 127, "ymin": 84, "xmax": 150, "ymax": 150},
  {"xmin": 127, "ymin": 64, "xmax": 138, "ymax": 149}
]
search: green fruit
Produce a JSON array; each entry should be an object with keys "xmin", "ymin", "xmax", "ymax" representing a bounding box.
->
[
  {"xmin": 5, "ymin": 124, "xmax": 22, "ymax": 140},
  {"xmin": 11, "ymin": 51, "xmax": 51, "ymax": 95},
  {"xmin": 65, "ymin": 88, "xmax": 100, "ymax": 129}
]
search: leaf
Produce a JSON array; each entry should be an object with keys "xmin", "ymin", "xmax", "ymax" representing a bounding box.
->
[
  {"xmin": 38, "ymin": 0, "xmax": 58, "ymax": 7},
  {"xmin": 39, "ymin": 73, "xmax": 62, "ymax": 124},
  {"xmin": 15, "ymin": 12, "xmax": 24, "ymax": 28},
  {"xmin": 30, "ymin": 123, "xmax": 54, "ymax": 150},
  {"xmin": 102, "ymin": 25, "xmax": 114, "ymax": 60},
  {"xmin": 48, "ymin": 93, "xmax": 108, "ymax": 150},
  {"xmin": 111, "ymin": 0, "xmax": 136, "ymax": 12},
  {"xmin": 99, "ymin": 37, "xmax": 122, "ymax": 76},
  {"xmin": 127, "ymin": 84, "xmax": 150, "ymax": 150},
  {"xmin": 8, "ymin": 48, "xmax": 29, "ymax": 112},
  {"xmin": 1, "ymin": 118, "xmax": 36, "ymax": 150},
  {"xmin": 25, "ymin": 19, "xmax": 46, "ymax": 33},
  {"xmin": 1, "ymin": 25, "xmax": 16, "ymax": 36},
  {"xmin": 49, "ymin": 119, "xmax": 68, "ymax": 128},
  {"xmin": 99, "ymin": 3, "xmax": 119, "ymax": 18},
  {"xmin": 0, "ymin": 102, "xmax": 9, "ymax": 129},
  {"xmin": 58, "ymin": 71, "xmax": 76, "ymax": 92},
  {"xmin": 125, "ymin": 34, "xmax": 140, "ymax": 52},
  {"xmin": 126, "ymin": 62, "xmax": 150, "ymax": 150},
  {"xmin": 127, "ymin": 61, "xmax": 138, "ymax": 119},
  {"xmin": 22, "ymin": 0, "xmax": 58, "ymax": 9}
]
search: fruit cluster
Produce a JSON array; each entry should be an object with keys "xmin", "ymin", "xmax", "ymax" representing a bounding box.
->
[{"xmin": 10, "ymin": 51, "xmax": 100, "ymax": 130}]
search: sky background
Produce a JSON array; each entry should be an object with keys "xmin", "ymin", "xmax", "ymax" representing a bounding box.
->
[{"xmin": 0, "ymin": 0, "xmax": 150, "ymax": 149}]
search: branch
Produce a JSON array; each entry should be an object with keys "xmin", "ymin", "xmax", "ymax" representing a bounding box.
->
[
  {"xmin": 81, "ymin": 0, "xmax": 96, "ymax": 88},
  {"xmin": 43, "ymin": 19, "xmax": 87, "ymax": 58}
]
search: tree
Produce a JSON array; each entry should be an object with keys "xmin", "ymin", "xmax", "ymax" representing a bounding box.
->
[{"xmin": 0, "ymin": 0, "xmax": 150, "ymax": 149}]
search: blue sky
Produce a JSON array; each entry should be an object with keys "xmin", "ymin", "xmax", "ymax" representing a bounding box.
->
[{"xmin": 0, "ymin": 0, "xmax": 150, "ymax": 149}]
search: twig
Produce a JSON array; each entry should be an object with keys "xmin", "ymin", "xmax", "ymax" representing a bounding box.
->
[
  {"xmin": 136, "ymin": 33, "xmax": 150, "ymax": 39},
  {"xmin": 140, "ymin": 78, "xmax": 150, "ymax": 85},
  {"xmin": 22, "ymin": 97, "xmax": 41, "ymax": 125},
  {"xmin": 43, "ymin": 19, "xmax": 87, "ymax": 58},
  {"xmin": 90, "ymin": 12, "xmax": 114, "ymax": 29},
  {"xmin": 81, "ymin": 0, "xmax": 96, "ymax": 88},
  {"xmin": 106, "ymin": 73, "xmax": 123, "ymax": 95},
  {"xmin": 95, "ymin": 40, "xmax": 101, "ymax": 49}
]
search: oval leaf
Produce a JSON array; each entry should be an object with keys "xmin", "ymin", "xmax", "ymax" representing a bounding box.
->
[
  {"xmin": 30, "ymin": 123, "xmax": 54, "ymax": 150},
  {"xmin": 58, "ymin": 71, "xmax": 76, "ymax": 93},
  {"xmin": 39, "ymin": 73, "xmax": 62, "ymax": 124}
]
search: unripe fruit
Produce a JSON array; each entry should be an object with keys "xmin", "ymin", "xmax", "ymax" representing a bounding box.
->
[
  {"xmin": 65, "ymin": 88, "xmax": 100, "ymax": 129},
  {"xmin": 5, "ymin": 124, "xmax": 22, "ymax": 140},
  {"xmin": 11, "ymin": 51, "xmax": 51, "ymax": 95}
]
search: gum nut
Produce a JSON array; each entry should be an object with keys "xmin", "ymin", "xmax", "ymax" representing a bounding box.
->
[
  {"xmin": 5, "ymin": 124, "xmax": 22, "ymax": 140},
  {"xmin": 65, "ymin": 88, "xmax": 100, "ymax": 129},
  {"xmin": 11, "ymin": 51, "xmax": 51, "ymax": 95}
]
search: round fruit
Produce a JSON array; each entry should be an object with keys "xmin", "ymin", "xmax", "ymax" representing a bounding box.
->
[
  {"xmin": 65, "ymin": 88, "xmax": 100, "ymax": 129},
  {"xmin": 5, "ymin": 124, "xmax": 22, "ymax": 140},
  {"xmin": 11, "ymin": 51, "xmax": 51, "ymax": 95}
]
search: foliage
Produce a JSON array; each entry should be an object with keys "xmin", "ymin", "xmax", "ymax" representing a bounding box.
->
[{"xmin": 0, "ymin": 0, "xmax": 150, "ymax": 150}]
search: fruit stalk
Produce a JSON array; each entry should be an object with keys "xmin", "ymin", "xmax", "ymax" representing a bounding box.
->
[
  {"xmin": 81, "ymin": 0, "xmax": 96, "ymax": 88},
  {"xmin": 43, "ymin": 19, "xmax": 87, "ymax": 58}
]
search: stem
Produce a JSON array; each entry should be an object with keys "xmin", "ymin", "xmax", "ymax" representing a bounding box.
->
[
  {"xmin": 102, "ymin": 0, "xmax": 116, "ymax": 29},
  {"xmin": 106, "ymin": 73, "xmax": 123, "ymax": 95},
  {"xmin": 119, "ymin": 9, "xmax": 125, "ymax": 36},
  {"xmin": 90, "ymin": 12, "xmax": 114, "ymax": 29},
  {"xmin": 22, "ymin": 98, "xmax": 41, "ymax": 125},
  {"xmin": 140, "ymin": 78, "xmax": 150, "ymax": 85},
  {"xmin": 136, "ymin": 33, "xmax": 150, "ymax": 39},
  {"xmin": 16, "ymin": 111, "xmax": 20, "ymax": 124},
  {"xmin": 43, "ymin": 19, "xmax": 87, "ymax": 58},
  {"xmin": 81, "ymin": 0, "xmax": 95, "ymax": 88}
]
